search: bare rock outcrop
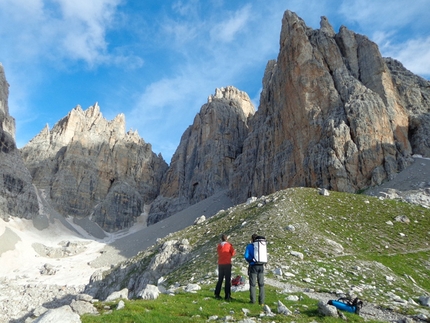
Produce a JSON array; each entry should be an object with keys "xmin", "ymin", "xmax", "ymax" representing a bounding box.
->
[
  {"xmin": 230, "ymin": 11, "xmax": 421, "ymax": 203},
  {"xmin": 148, "ymin": 86, "xmax": 254, "ymax": 224},
  {"xmin": 0, "ymin": 63, "xmax": 39, "ymax": 221},
  {"xmin": 20, "ymin": 104, "xmax": 168, "ymax": 232},
  {"xmin": 384, "ymin": 57, "xmax": 430, "ymax": 157}
]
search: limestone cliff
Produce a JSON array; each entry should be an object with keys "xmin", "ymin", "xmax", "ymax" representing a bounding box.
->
[
  {"xmin": 148, "ymin": 86, "xmax": 254, "ymax": 224},
  {"xmin": 0, "ymin": 64, "xmax": 39, "ymax": 220},
  {"xmin": 230, "ymin": 11, "xmax": 426, "ymax": 203},
  {"xmin": 20, "ymin": 104, "xmax": 168, "ymax": 232},
  {"xmin": 384, "ymin": 57, "xmax": 430, "ymax": 157}
]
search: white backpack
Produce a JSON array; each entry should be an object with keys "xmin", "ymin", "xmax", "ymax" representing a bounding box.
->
[{"xmin": 253, "ymin": 236, "xmax": 267, "ymax": 264}]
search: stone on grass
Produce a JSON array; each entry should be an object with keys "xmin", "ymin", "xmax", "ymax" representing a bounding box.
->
[
  {"xmin": 419, "ymin": 295, "xmax": 430, "ymax": 307},
  {"xmin": 138, "ymin": 284, "xmax": 160, "ymax": 300},
  {"xmin": 185, "ymin": 283, "xmax": 201, "ymax": 292},
  {"xmin": 318, "ymin": 301, "xmax": 339, "ymax": 317},
  {"xmin": 105, "ymin": 288, "xmax": 129, "ymax": 301},
  {"xmin": 70, "ymin": 299, "xmax": 98, "ymax": 316},
  {"xmin": 277, "ymin": 300, "xmax": 292, "ymax": 315},
  {"xmin": 117, "ymin": 300, "xmax": 125, "ymax": 310}
]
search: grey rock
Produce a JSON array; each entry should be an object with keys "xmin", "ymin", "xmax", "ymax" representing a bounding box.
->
[
  {"xmin": 277, "ymin": 300, "xmax": 292, "ymax": 315},
  {"xmin": 33, "ymin": 305, "xmax": 81, "ymax": 323},
  {"xmin": 105, "ymin": 288, "xmax": 129, "ymax": 302},
  {"xmin": 137, "ymin": 284, "xmax": 160, "ymax": 300},
  {"xmin": 40, "ymin": 264, "xmax": 57, "ymax": 276},
  {"xmin": 290, "ymin": 251, "xmax": 304, "ymax": 260},
  {"xmin": 194, "ymin": 215, "xmax": 206, "ymax": 225},
  {"xmin": 70, "ymin": 299, "xmax": 98, "ymax": 316},
  {"xmin": 185, "ymin": 283, "xmax": 201, "ymax": 293},
  {"xmin": 318, "ymin": 301, "xmax": 339, "ymax": 317},
  {"xmin": 117, "ymin": 300, "xmax": 125, "ymax": 310},
  {"xmin": 419, "ymin": 296, "xmax": 430, "ymax": 307},
  {"xmin": 0, "ymin": 64, "xmax": 39, "ymax": 221}
]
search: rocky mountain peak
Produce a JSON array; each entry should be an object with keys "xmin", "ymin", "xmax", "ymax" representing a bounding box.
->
[
  {"xmin": 229, "ymin": 10, "xmax": 426, "ymax": 204},
  {"xmin": 148, "ymin": 86, "xmax": 254, "ymax": 224},
  {"xmin": 320, "ymin": 16, "xmax": 335, "ymax": 37},
  {"xmin": 208, "ymin": 86, "xmax": 255, "ymax": 118},
  {"xmin": 20, "ymin": 104, "xmax": 168, "ymax": 232}
]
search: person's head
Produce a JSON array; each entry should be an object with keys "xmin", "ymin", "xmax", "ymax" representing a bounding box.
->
[
  {"xmin": 251, "ymin": 234, "xmax": 258, "ymax": 242},
  {"xmin": 221, "ymin": 234, "xmax": 228, "ymax": 242}
]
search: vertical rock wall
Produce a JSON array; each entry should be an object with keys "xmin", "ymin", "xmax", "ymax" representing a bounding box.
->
[
  {"xmin": 148, "ymin": 86, "xmax": 254, "ymax": 224},
  {"xmin": 230, "ymin": 11, "xmax": 418, "ymax": 203},
  {"xmin": 0, "ymin": 64, "xmax": 39, "ymax": 220}
]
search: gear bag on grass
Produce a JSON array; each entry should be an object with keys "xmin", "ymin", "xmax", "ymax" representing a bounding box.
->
[
  {"xmin": 253, "ymin": 236, "xmax": 267, "ymax": 264},
  {"xmin": 231, "ymin": 275, "xmax": 245, "ymax": 286},
  {"xmin": 327, "ymin": 297, "xmax": 363, "ymax": 315}
]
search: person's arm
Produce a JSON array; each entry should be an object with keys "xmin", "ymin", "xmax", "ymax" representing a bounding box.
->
[{"xmin": 230, "ymin": 244, "xmax": 236, "ymax": 257}]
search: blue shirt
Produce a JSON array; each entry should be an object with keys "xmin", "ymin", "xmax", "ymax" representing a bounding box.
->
[{"xmin": 244, "ymin": 243, "xmax": 256, "ymax": 265}]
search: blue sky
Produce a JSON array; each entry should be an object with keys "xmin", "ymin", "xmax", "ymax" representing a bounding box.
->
[{"xmin": 1, "ymin": 0, "xmax": 429, "ymax": 163}]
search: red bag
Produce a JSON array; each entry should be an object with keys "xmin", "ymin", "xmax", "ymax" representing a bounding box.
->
[{"xmin": 231, "ymin": 275, "xmax": 243, "ymax": 286}]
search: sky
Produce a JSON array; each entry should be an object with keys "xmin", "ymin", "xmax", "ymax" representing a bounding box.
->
[{"xmin": 1, "ymin": 0, "xmax": 429, "ymax": 163}]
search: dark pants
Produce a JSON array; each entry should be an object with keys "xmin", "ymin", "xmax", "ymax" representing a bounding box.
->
[
  {"xmin": 215, "ymin": 264, "xmax": 232, "ymax": 299},
  {"xmin": 249, "ymin": 264, "xmax": 265, "ymax": 304}
]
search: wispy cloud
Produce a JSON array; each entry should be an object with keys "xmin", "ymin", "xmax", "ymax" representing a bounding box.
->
[
  {"xmin": 210, "ymin": 5, "xmax": 252, "ymax": 43},
  {"xmin": 0, "ymin": 0, "xmax": 133, "ymax": 67},
  {"xmin": 381, "ymin": 37, "xmax": 430, "ymax": 77}
]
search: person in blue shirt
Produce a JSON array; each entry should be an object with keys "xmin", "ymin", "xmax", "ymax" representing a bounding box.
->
[{"xmin": 244, "ymin": 233, "xmax": 265, "ymax": 305}]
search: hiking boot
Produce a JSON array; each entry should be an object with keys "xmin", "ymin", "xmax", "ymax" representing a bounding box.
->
[
  {"xmin": 225, "ymin": 297, "xmax": 234, "ymax": 301},
  {"xmin": 214, "ymin": 295, "xmax": 222, "ymax": 300}
]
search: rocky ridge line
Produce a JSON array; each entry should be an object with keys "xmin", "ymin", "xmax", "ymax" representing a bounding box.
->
[{"xmin": 20, "ymin": 103, "xmax": 168, "ymax": 232}]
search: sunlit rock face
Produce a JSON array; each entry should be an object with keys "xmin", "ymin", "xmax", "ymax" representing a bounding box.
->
[
  {"xmin": 230, "ymin": 11, "xmax": 430, "ymax": 204},
  {"xmin": 0, "ymin": 64, "xmax": 39, "ymax": 221},
  {"xmin": 148, "ymin": 86, "xmax": 254, "ymax": 224},
  {"xmin": 21, "ymin": 103, "xmax": 168, "ymax": 232}
]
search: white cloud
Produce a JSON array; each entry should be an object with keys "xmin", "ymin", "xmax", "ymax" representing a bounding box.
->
[
  {"xmin": 382, "ymin": 36, "xmax": 430, "ymax": 77},
  {"xmin": 210, "ymin": 4, "xmax": 252, "ymax": 43},
  {"xmin": 0, "ymin": 0, "xmax": 125, "ymax": 67}
]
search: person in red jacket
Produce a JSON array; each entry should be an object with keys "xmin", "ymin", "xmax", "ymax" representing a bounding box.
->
[{"xmin": 214, "ymin": 234, "xmax": 236, "ymax": 301}]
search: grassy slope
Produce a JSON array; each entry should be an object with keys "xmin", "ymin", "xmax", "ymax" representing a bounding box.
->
[{"xmin": 82, "ymin": 188, "xmax": 430, "ymax": 322}]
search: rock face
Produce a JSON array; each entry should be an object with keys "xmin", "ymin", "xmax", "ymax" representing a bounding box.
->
[
  {"xmin": 20, "ymin": 104, "xmax": 168, "ymax": 231},
  {"xmin": 229, "ymin": 11, "xmax": 429, "ymax": 204},
  {"xmin": 148, "ymin": 86, "xmax": 254, "ymax": 224},
  {"xmin": 0, "ymin": 63, "xmax": 39, "ymax": 221},
  {"xmin": 384, "ymin": 57, "xmax": 430, "ymax": 157}
]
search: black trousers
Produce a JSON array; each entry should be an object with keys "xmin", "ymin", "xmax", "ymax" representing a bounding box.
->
[{"xmin": 215, "ymin": 264, "xmax": 232, "ymax": 299}]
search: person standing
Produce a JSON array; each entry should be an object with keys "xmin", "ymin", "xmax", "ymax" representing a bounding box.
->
[
  {"xmin": 215, "ymin": 234, "xmax": 236, "ymax": 300},
  {"xmin": 244, "ymin": 233, "xmax": 265, "ymax": 305}
]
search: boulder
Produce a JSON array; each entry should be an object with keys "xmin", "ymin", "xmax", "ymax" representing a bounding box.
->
[
  {"xmin": 137, "ymin": 284, "xmax": 160, "ymax": 300},
  {"xmin": 33, "ymin": 305, "xmax": 81, "ymax": 323}
]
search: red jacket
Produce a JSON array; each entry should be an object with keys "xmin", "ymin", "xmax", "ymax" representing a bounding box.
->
[{"xmin": 217, "ymin": 241, "xmax": 236, "ymax": 265}]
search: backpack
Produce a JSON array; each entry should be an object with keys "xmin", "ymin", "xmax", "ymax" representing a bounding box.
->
[
  {"xmin": 253, "ymin": 236, "xmax": 267, "ymax": 264},
  {"xmin": 327, "ymin": 297, "xmax": 364, "ymax": 315},
  {"xmin": 231, "ymin": 275, "xmax": 245, "ymax": 286}
]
